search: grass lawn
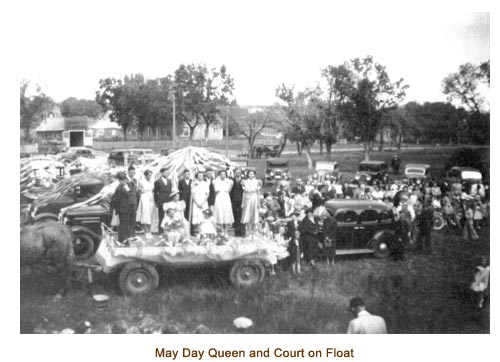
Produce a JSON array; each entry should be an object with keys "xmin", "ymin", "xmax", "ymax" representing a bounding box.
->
[{"xmin": 20, "ymin": 227, "xmax": 489, "ymax": 334}]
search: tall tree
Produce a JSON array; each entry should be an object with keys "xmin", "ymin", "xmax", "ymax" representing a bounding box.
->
[
  {"xmin": 20, "ymin": 80, "xmax": 54, "ymax": 143},
  {"xmin": 60, "ymin": 97, "xmax": 102, "ymax": 118},
  {"xmin": 329, "ymin": 56, "xmax": 408, "ymax": 160},
  {"xmin": 174, "ymin": 63, "xmax": 234, "ymax": 142},
  {"xmin": 442, "ymin": 62, "xmax": 489, "ymax": 113},
  {"xmin": 95, "ymin": 77, "xmax": 135, "ymax": 140},
  {"xmin": 276, "ymin": 85, "xmax": 322, "ymax": 169},
  {"xmin": 223, "ymin": 104, "xmax": 285, "ymax": 158}
]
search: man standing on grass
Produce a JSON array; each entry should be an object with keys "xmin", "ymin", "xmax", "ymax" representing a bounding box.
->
[{"xmin": 347, "ymin": 297, "xmax": 387, "ymax": 334}]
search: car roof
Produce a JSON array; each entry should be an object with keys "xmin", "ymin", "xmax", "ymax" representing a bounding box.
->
[
  {"xmin": 359, "ymin": 160, "xmax": 386, "ymax": 165},
  {"xmin": 450, "ymin": 166, "xmax": 480, "ymax": 172},
  {"xmin": 325, "ymin": 199, "xmax": 392, "ymax": 213},
  {"xmin": 405, "ymin": 163, "xmax": 431, "ymax": 169}
]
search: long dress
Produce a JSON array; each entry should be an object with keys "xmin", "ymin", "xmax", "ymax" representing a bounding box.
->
[
  {"xmin": 241, "ymin": 178, "xmax": 262, "ymax": 225},
  {"xmin": 136, "ymin": 178, "xmax": 155, "ymax": 225},
  {"xmin": 213, "ymin": 178, "xmax": 234, "ymax": 225},
  {"xmin": 191, "ymin": 180, "xmax": 209, "ymax": 225},
  {"xmin": 163, "ymin": 200, "xmax": 190, "ymax": 237}
]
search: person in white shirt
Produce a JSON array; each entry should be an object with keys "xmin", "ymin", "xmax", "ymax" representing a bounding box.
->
[{"xmin": 347, "ymin": 297, "xmax": 387, "ymax": 334}]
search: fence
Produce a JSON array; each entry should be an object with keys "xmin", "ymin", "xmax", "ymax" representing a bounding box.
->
[{"xmin": 92, "ymin": 138, "xmax": 259, "ymax": 151}]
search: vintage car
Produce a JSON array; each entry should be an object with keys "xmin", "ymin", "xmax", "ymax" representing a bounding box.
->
[
  {"xmin": 356, "ymin": 160, "xmax": 389, "ymax": 184},
  {"xmin": 107, "ymin": 149, "xmax": 142, "ymax": 167},
  {"xmin": 264, "ymin": 159, "xmax": 290, "ymax": 186},
  {"xmin": 230, "ymin": 159, "xmax": 255, "ymax": 176},
  {"xmin": 314, "ymin": 161, "xmax": 341, "ymax": 183},
  {"xmin": 58, "ymin": 147, "xmax": 95, "ymax": 164},
  {"xmin": 323, "ymin": 199, "xmax": 397, "ymax": 258},
  {"xmin": 254, "ymin": 144, "xmax": 280, "ymax": 158},
  {"xmin": 404, "ymin": 163, "xmax": 431, "ymax": 180},
  {"xmin": 444, "ymin": 166, "xmax": 482, "ymax": 185}
]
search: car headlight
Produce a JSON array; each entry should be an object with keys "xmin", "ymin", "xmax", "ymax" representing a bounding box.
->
[{"xmin": 270, "ymin": 172, "xmax": 274, "ymax": 176}]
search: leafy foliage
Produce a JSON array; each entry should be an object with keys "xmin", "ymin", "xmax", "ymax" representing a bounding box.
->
[
  {"xmin": 20, "ymin": 80, "xmax": 55, "ymax": 142},
  {"xmin": 60, "ymin": 97, "xmax": 102, "ymax": 118}
]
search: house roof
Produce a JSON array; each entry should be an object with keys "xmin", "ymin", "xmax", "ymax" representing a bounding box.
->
[
  {"xmin": 89, "ymin": 118, "xmax": 121, "ymax": 130},
  {"xmin": 36, "ymin": 116, "xmax": 65, "ymax": 132}
]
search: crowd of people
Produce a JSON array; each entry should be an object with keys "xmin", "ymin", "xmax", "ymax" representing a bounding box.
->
[{"xmin": 109, "ymin": 162, "xmax": 489, "ymax": 273}]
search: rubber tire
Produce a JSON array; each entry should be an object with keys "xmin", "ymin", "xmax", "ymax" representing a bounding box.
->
[
  {"xmin": 229, "ymin": 259, "xmax": 265, "ymax": 288},
  {"xmin": 72, "ymin": 232, "xmax": 95, "ymax": 260},
  {"xmin": 372, "ymin": 233, "xmax": 393, "ymax": 259},
  {"xmin": 433, "ymin": 214, "xmax": 445, "ymax": 231},
  {"xmin": 119, "ymin": 262, "xmax": 159, "ymax": 296}
]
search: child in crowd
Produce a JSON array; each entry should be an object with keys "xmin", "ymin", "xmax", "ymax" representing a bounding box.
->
[
  {"xmin": 199, "ymin": 209, "xmax": 217, "ymax": 240},
  {"xmin": 161, "ymin": 208, "xmax": 183, "ymax": 245},
  {"xmin": 470, "ymin": 256, "xmax": 490, "ymax": 309}
]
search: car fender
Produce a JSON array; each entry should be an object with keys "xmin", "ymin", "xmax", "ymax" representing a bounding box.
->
[
  {"xmin": 32, "ymin": 212, "xmax": 59, "ymax": 223},
  {"xmin": 70, "ymin": 225, "xmax": 101, "ymax": 242},
  {"xmin": 368, "ymin": 230, "xmax": 395, "ymax": 248}
]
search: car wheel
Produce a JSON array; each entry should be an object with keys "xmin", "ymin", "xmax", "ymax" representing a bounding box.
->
[
  {"xmin": 230, "ymin": 259, "xmax": 265, "ymax": 287},
  {"xmin": 373, "ymin": 233, "xmax": 393, "ymax": 259},
  {"xmin": 72, "ymin": 232, "xmax": 95, "ymax": 260},
  {"xmin": 433, "ymin": 213, "xmax": 445, "ymax": 231},
  {"xmin": 119, "ymin": 262, "xmax": 159, "ymax": 296}
]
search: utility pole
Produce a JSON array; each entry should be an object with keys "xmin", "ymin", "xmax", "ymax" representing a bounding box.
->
[
  {"xmin": 225, "ymin": 115, "xmax": 229, "ymax": 158},
  {"xmin": 171, "ymin": 89, "xmax": 176, "ymax": 147}
]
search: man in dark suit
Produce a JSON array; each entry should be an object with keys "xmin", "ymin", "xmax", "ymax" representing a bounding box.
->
[
  {"xmin": 178, "ymin": 169, "xmax": 192, "ymax": 220},
  {"xmin": 126, "ymin": 166, "xmax": 139, "ymax": 236},
  {"xmin": 154, "ymin": 167, "xmax": 173, "ymax": 233},
  {"xmin": 322, "ymin": 213, "xmax": 338, "ymax": 265},
  {"xmin": 230, "ymin": 168, "xmax": 245, "ymax": 236},
  {"xmin": 111, "ymin": 172, "xmax": 136, "ymax": 242},
  {"xmin": 205, "ymin": 168, "xmax": 216, "ymax": 210}
]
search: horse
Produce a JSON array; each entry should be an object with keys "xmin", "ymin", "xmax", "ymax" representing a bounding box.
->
[{"xmin": 20, "ymin": 221, "xmax": 75, "ymax": 294}]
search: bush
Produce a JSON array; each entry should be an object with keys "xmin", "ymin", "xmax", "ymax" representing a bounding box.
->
[{"xmin": 444, "ymin": 148, "xmax": 488, "ymax": 179}]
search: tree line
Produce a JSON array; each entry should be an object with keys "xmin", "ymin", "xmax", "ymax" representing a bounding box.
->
[{"xmin": 20, "ymin": 57, "xmax": 489, "ymax": 165}]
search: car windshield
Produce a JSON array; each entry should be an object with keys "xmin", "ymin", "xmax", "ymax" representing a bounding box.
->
[
  {"xmin": 268, "ymin": 162, "xmax": 288, "ymax": 168},
  {"xmin": 406, "ymin": 168, "xmax": 425, "ymax": 175},
  {"xmin": 359, "ymin": 164, "xmax": 385, "ymax": 172},
  {"xmin": 461, "ymin": 171, "xmax": 482, "ymax": 180}
]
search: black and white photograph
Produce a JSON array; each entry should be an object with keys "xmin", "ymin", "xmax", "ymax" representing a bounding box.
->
[{"xmin": 14, "ymin": 0, "xmax": 492, "ymax": 350}]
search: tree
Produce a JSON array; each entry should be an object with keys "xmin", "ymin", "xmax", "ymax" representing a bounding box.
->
[
  {"xmin": 60, "ymin": 97, "xmax": 102, "ymax": 118},
  {"xmin": 327, "ymin": 56, "xmax": 408, "ymax": 160},
  {"xmin": 276, "ymin": 84, "xmax": 322, "ymax": 169},
  {"xmin": 95, "ymin": 77, "xmax": 136, "ymax": 140},
  {"xmin": 174, "ymin": 63, "xmax": 234, "ymax": 142},
  {"xmin": 442, "ymin": 62, "xmax": 489, "ymax": 114},
  {"xmin": 223, "ymin": 104, "xmax": 285, "ymax": 158},
  {"xmin": 20, "ymin": 80, "xmax": 54, "ymax": 143}
]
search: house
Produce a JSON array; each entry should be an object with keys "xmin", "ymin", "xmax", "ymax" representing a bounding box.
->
[
  {"xmin": 180, "ymin": 122, "xmax": 223, "ymax": 140},
  {"xmin": 89, "ymin": 114, "xmax": 123, "ymax": 140}
]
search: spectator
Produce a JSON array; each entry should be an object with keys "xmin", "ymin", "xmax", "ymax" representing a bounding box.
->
[
  {"xmin": 463, "ymin": 201, "xmax": 479, "ymax": 241},
  {"xmin": 392, "ymin": 212, "xmax": 407, "ymax": 261},
  {"xmin": 111, "ymin": 172, "xmax": 136, "ymax": 242},
  {"xmin": 153, "ymin": 167, "xmax": 173, "ymax": 233},
  {"xmin": 322, "ymin": 213, "xmax": 337, "ymax": 266},
  {"xmin": 299, "ymin": 208, "xmax": 320, "ymax": 267},
  {"xmin": 416, "ymin": 197, "xmax": 434, "ymax": 254},
  {"xmin": 470, "ymin": 256, "xmax": 490, "ymax": 309},
  {"xmin": 391, "ymin": 155, "xmax": 401, "ymax": 175},
  {"xmin": 292, "ymin": 178, "xmax": 306, "ymax": 195},
  {"xmin": 347, "ymin": 297, "xmax": 387, "ymax": 334},
  {"xmin": 286, "ymin": 211, "xmax": 302, "ymax": 275},
  {"xmin": 177, "ymin": 169, "xmax": 192, "ymax": 221},
  {"xmin": 230, "ymin": 169, "xmax": 245, "ymax": 237},
  {"xmin": 241, "ymin": 170, "xmax": 262, "ymax": 236},
  {"xmin": 213, "ymin": 170, "xmax": 234, "ymax": 236}
]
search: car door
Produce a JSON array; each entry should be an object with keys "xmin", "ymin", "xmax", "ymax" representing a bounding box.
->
[
  {"xmin": 356, "ymin": 209, "xmax": 380, "ymax": 248},
  {"xmin": 334, "ymin": 209, "xmax": 357, "ymax": 250}
]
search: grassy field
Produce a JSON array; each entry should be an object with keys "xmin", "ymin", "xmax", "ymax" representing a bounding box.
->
[
  {"xmin": 20, "ymin": 228, "xmax": 490, "ymax": 334},
  {"xmin": 20, "ymin": 145, "xmax": 490, "ymax": 334}
]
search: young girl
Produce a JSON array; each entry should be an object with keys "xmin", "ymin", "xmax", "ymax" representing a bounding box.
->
[
  {"xmin": 199, "ymin": 209, "xmax": 217, "ymax": 240},
  {"xmin": 161, "ymin": 208, "xmax": 184, "ymax": 245},
  {"xmin": 470, "ymin": 256, "xmax": 490, "ymax": 309}
]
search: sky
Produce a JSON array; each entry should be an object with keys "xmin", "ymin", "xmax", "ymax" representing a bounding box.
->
[{"xmin": 16, "ymin": 1, "xmax": 490, "ymax": 107}]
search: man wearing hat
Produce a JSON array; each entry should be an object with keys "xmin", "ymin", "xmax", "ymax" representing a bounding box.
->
[
  {"xmin": 154, "ymin": 167, "xmax": 173, "ymax": 233},
  {"xmin": 292, "ymin": 178, "xmax": 306, "ymax": 195},
  {"xmin": 286, "ymin": 210, "xmax": 302, "ymax": 275},
  {"xmin": 230, "ymin": 169, "xmax": 245, "ymax": 236},
  {"xmin": 347, "ymin": 297, "xmax": 387, "ymax": 334},
  {"xmin": 111, "ymin": 172, "xmax": 136, "ymax": 242}
]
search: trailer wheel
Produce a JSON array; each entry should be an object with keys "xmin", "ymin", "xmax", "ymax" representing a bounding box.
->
[
  {"xmin": 230, "ymin": 259, "xmax": 265, "ymax": 287},
  {"xmin": 433, "ymin": 213, "xmax": 445, "ymax": 230},
  {"xmin": 72, "ymin": 232, "xmax": 95, "ymax": 260},
  {"xmin": 119, "ymin": 262, "xmax": 159, "ymax": 296}
]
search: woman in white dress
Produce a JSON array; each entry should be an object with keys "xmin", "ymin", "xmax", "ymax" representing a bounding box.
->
[
  {"xmin": 191, "ymin": 171, "xmax": 210, "ymax": 235},
  {"xmin": 163, "ymin": 191, "xmax": 190, "ymax": 239},
  {"xmin": 136, "ymin": 169, "xmax": 155, "ymax": 239},
  {"xmin": 213, "ymin": 170, "xmax": 234, "ymax": 235},
  {"xmin": 241, "ymin": 170, "xmax": 262, "ymax": 235}
]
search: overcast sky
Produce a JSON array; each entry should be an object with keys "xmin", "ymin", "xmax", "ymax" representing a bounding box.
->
[{"xmin": 17, "ymin": 1, "xmax": 489, "ymax": 106}]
